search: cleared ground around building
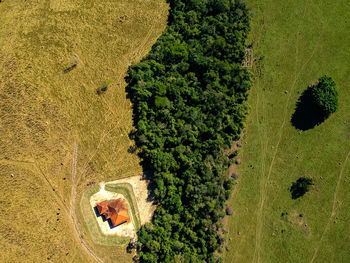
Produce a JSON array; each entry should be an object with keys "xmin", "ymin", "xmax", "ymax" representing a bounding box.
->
[
  {"xmin": 0, "ymin": 0, "xmax": 168, "ymax": 262},
  {"xmin": 78, "ymin": 176, "xmax": 154, "ymax": 250},
  {"xmin": 224, "ymin": 0, "xmax": 350, "ymax": 262}
]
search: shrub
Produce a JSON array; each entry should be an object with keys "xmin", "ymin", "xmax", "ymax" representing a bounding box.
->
[
  {"xmin": 96, "ymin": 79, "xmax": 113, "ymax": 95},
  {"xmin": 231, "ymin": 172, "xmax": 239, "ymax": 180},
  {"xmin": 311, "ymin": 75, "xmax": 338, "ymax": 118},
  {"xmin": 226, "ymin": 206, "xmax": 234, "ymax": 215}
]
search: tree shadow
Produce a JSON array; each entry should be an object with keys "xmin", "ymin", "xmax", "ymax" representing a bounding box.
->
[
  {"xmin": 141, "ymin": 169, "xmax": 157, "ymax": 203},
  {"xmin": 124, "ymin": 71, "xmax": 157, "ymax": 206},
  {"xmin": 63, "ymin": 64, "xmax": 77, "ymax": 74},
  {"xmin": 290, "ymin": 177, "xmax": 313, "ymax": 199},
  {"xmin": 291, "ymin": 86, "xmax": 325, "ymax": 131},
  {"xmin": 290, "ymin": 183, "xmax": 305, "ymax": 200}
]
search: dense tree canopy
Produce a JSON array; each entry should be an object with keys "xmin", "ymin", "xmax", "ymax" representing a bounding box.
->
[
  {"xmin": 126, "ymin": 0, "xmax": 251, "ymax": 262},
  {"xmin": 311, "ymin": 75, "xmax": 338, "ymax": 118}
]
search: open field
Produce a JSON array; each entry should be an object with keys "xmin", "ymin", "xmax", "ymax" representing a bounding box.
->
[
  {"xmin": 224, "ymin": 0, "xmax": 350, "ymax": 262},
  {"xmin": 0, "ymin": 0, "xmax": 168, "ymax": 262}
]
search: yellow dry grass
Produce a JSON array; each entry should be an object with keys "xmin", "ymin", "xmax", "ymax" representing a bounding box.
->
[{"xmin": 0, "ymin": 0, "xmax": 168, "ymax": 262}]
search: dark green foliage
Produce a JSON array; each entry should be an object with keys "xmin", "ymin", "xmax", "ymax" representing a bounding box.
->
[
  {"xmin": 311, "ymin": 75, "xmax": 338, "ymax": 118},
  {"xmin": 290, "ymin": 177, "xmax": 314, "ymax": 199},
  {"xmin": 126, "ymin": 0, "xmax": 251, "ymax": 261},
  {"xmin": 292, "ymin": 76, "xmax": 338, "ymax": 130}
]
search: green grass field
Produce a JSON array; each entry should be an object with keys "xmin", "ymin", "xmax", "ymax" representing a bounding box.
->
[
  {"xmin": 224, "ymin": 0, "xmax": 350, "ymax": 262},
  {"xmin": 0, "ymin": 0, "xmax": 168, "ymax": 262}
]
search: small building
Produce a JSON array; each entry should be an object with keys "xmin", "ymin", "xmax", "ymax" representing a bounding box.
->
[{"xmin": 96, "ymin": 199, "xmax": 130, "ymax": 227}]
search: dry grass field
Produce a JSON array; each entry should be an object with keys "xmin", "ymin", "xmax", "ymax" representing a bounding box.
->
[{"xmin": 0, "ymin": 0, "xmax": 168, "ymax": 262}]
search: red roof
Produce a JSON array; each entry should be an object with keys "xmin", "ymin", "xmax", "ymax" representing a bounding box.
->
[
  {"xmin": 97, "ymin": 200, "xmax": 109, "ymax": 215},
  {"xmin": 96, "ymin": 199, "xmax": 130, "ymax": 227}
]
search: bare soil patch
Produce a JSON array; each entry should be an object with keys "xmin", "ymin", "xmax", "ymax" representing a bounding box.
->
[{"xmin": 105, "ymin": 175, "xmax": 156, "ymax": 225}]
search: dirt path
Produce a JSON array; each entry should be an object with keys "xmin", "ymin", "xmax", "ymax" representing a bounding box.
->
[
  {"xmin": 69, "ymin": 143, "xmax": 104, "ymax": 263},
  {"xmin": 6, "ymin": 151, "xmax": 102, "ymax": 262},
  {"xmin": 310, "ymin": 149, "xmax": 350, "ymax": 263},
  {"xmin": 252, "ymin": 32, "xmax": 302, "ymax": 263},
  {"xmin": 253, "ymin": 44, "xmax": 318, "ymax": 263},
  {"xmin": 252, "ymin": 2, "xmax": 319, "ymax": 261}
]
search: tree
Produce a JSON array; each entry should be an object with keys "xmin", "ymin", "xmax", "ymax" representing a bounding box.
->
[
  {"xmin": 126, "ymin": 0, "xmax": 251, "ymax": 261},
  {"xmin": 290, "ymin": 177, "xmax": 314, "ymax": 199},
  {"xmin": 311, "ymin": 75, "xmax": 338, "ymax": 118}
]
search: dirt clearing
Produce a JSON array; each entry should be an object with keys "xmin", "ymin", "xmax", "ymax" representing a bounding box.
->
[
  {"xmin": 105, "ymin": 175, "xmax": 156, "ymax": 225},
  {"xmin": 90, "ymin": 182, "xmax": 136, "ymax": 238}
]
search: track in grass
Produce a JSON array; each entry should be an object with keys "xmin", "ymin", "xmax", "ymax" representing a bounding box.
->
[
  {"xmin": 0, "ymin": 0, "xmax": 168, "ymax": 262},
  {"xmin": 224, "ymin": 0, "xmax": 350, "ymax": 262}
]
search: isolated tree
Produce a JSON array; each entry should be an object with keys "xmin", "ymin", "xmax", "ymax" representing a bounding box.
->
[
  {"xmin": 311, "ymin": 75, "xmax": 338, "ymax": 118},
  {"xmin": 290, "ymin": 177, "xmax": 314, "ymax": 199}
]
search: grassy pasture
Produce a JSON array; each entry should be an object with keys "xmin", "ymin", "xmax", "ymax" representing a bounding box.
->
[
  {"xmin": 224, "ymin": 0, "xmax": 350, "ymax": 262},
  {"xmin": 0, "ymin": 0, "xmax": 168, "ymax": 262}
]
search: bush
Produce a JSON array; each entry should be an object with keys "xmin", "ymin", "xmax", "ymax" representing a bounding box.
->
[
  {"xmin": 96, "ymin": 79, "xmax": 113, "ymax": 95},
  {"xmin": 231, "ymin": 172, "xmax": 239, "ymax": 180},
  {"xmin": 311, "ymin": 75, "xmax": 338, "ymax": 118},
  {"xmin": 226, "ymin": 206, "xmax": 234, "ymax": 215},
  {"xmin": 290, "ymin": 177, "xmax": 314, "ymax": 199}
]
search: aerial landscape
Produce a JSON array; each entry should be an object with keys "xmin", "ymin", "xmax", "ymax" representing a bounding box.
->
[{"xmin": 0, "ymin": 0, "xmax": 349, "ymax": 262}]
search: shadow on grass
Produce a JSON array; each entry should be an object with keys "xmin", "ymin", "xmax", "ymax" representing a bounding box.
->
[
  {"xmin": 290, "ymin": 184, "xmax": 306, "ymax": 200},
  {"xmin": 125, "ymin": 77, "xmax": 157, "ymax": 205},
  {"xmin": 63, "ymin": 64, "xmax": 77, "ymax": 74},
  {"xmin": 142, "ymin": 170, "xmax": 157, "ymax": 203},
  {"xmin": 291, "ymin": 86, "xmax": 325, "ymax": 130},
  {"xmin": 290, "ymin": 177, "xmax": 313, "ymax": 199}
]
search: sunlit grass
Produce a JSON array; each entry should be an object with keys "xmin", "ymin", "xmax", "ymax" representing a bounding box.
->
[
  {"xmin": 224, "ymin": 0, "xmax": 350, "ymax": 262},
  {"xmin": 0, "ymin": 0, "xmax": 168, "ymax": 262}
]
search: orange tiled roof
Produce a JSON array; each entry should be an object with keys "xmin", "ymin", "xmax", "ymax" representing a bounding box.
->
[
  {"xmin": 96, "ymin": 199, "xmax": 130, "ymax": 227},
  {"xmin": 96, "ymin": 200, "xmax": 109, "ymax": 215}
]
